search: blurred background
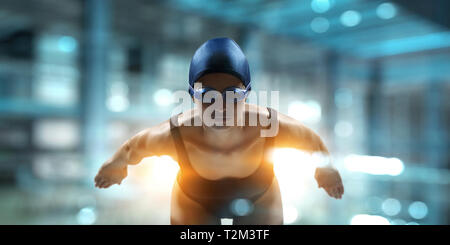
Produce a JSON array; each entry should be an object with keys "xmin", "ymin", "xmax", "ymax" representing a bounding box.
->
[{"xmin": 0, "ymin": 0, "xmax": 448, "ymax": 225}]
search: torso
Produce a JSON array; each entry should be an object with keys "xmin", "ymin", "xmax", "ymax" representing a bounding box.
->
[
  {"xmin": 174, "ymin": 104, "xmax": 272, "ymax": 180},
  {"xmin": 168, "ymin": 104, "xmax": 283, "ymax": 223},
  {"xmin": 128, "ymin": 103, "xmax": 323, "ymax": 223}
]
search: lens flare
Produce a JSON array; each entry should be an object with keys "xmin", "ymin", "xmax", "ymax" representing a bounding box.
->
[
  {"xmin": 344, "ymin": 154, "xmax": 404, "ymax": 176},
  {"xmin": 272, "ymin": 148, "xmax": 328, "ymax": 204},
  {"xmin": 283, "ymin": 204, "xmax": 299, "ymax": 224},
  {"xmin": 150, "ymin": 155, "xmax": 180, "ymax": 188},
  {"xmin": 350, "ymin": 214, "xmax": 390, "ymax": 225}
]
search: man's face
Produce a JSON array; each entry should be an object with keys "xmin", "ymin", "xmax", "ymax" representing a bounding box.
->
[
  {"xmin": 193, "ymin": 73, "xmax": 246, "ymax": 127},
  {"xmin": 195, "ymin": 72, "xmax": 245, "ymax": 92}
]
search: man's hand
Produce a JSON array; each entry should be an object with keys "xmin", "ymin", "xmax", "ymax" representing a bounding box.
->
[
  {"xmin": 314, "ymin": 167, "xmax": 344, "ymax": 199},
  {"xmin": 94, "ymin": 158, "xmax": 128, "ymax": 188}
]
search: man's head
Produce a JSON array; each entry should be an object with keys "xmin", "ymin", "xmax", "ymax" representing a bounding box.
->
[
  {"xmin": 188, "ymin": 37, "xmax": 251, "ymax": 96},
  {"xmin": 188, "ymin": 37, "xmax": 251, "ymax": 127}
]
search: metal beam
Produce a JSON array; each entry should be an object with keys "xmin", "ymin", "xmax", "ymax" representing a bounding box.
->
[
  {"xmin": 80, "ymin": 0, "xmax": 110, "ymax": 184},
  {"xmin": 424, "ymin": 80, "xmax": 445, "ymax": 224},
  {"xmin": 367, "ymin": 59, "xmax": 382, "ymax": 155}
]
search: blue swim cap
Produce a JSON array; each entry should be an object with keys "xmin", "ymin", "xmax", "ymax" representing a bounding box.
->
[{"xmin": 188, "ymin": 37, "xmax": 251, "ymax": 95}]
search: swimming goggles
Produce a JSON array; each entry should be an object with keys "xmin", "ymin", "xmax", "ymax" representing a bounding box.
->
[{"xmin": 189, "ymin": 83, "xmax": 251, "ymax": 103}]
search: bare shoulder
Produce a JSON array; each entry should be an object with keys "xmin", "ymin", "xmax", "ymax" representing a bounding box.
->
[
  {"xmin": 245, "ymin": 103, "xmax": 303, "ymax": 131},
  {"xmin": 135, "ymin": 118, "xmax": 177, "ymax": 158},
  {"xmin": 277, "ymin": 112, "xmax": 306, "ymax": 131},
  {"xmin": 168, "ymin": 108, "xmax": 206, "ymax": 142},
  {"xmin": 177, "ymin": 108, "xmax": 199, "ymax": 127},
  {"xmin": 146, "ymin": 119, "xmax": 172, "ymax": 140},
  {"xmin": 245, "ymin": 103, "xmax": 270, "ymax": 118}
]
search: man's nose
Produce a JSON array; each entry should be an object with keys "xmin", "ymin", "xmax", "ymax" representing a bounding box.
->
[{"xmin": 216, "ymin": 106, "xmax": 226, "ymax": 113}]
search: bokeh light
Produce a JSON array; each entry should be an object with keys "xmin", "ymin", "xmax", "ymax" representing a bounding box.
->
[
  {"xmin": 311, "ymin": 0, "xmax": 331, "ymax": 13},
  {"xmin": 340, "ymin": 10, "xmax": 362, "ymax": 27},
  {"xmin": 344, "ymin": 155, "xmax": 404, "ymax": 176},
  {"xmin": 77, "ymin": 207, "xmax": 97, "ymax": 225},
  {"xmin": 408, "ymin": 201, "xmax": 428, "ymax": 220},
  {"xmin": 283, "ymin": 204, "xmax": 299, "ymax": 224},
  {"xmin": 287, "ymin": 100, "xmax": 322, "ymax": 124},
  {"xmin": 107, "ymin": 81, "xmax": 130, "ymax": 112},
  {"xmin": 58, "ymin": 36, "xmax": 77, "ymax": 53},
  {"xmin": 230, "ymin": 198, "xmax": 254, "ymax": 216},
  {"xmin": 390, "ymin": 219, "xmax": 406, "ymax": 225},
  {"xmin": 310, "ymin": 17, "xmax": 330, "ymax": 33},
  {"xmin": 154, "ymin": 89, "xmax": 173, "ymax": 106},
  {"xmin": 350, "ymin": 214, "xmax": 391, "ymax": 225},
  {"xmin": 382, "ymin": 198, "xmax": 402, "ymax": 216},
  {"xmin": 376, "ymin": 2, "xmax": 397, "ymax": 20},
  {"xmin": 407, "ymin": 221, "xmax": 419, "ymax": 225},
  {"xmin": 334, "ymin": 121, "xmax": 354, "ymax": 137}
]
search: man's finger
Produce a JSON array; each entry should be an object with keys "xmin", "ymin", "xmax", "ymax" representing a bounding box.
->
[
  {"xmin": 95, "ymin": 176, "xmax": 103, "ymax": 186},
  {"xmin": 99, "ymin": 179, "xmax": 108, "ymax": 188},
  {"xmin": 333, "ymin": 190, "xmax": 339, "ymax": 199},
  {"xmin": 334, "ymin": 186, "xmax": 340, "ymax": 197},
  {"xmin": 97, "ymin": 180, "xmax": 104, "ymax": 188},
  {"xmin": 337, "ymin": 188, "xmax": 342, "ymax": 199},
  {"xmin": 336, "ymin": 186, "xmax": 342, "ymax": 199},
  {"xmin": 332, "ymin": 186, "xmax": 340, "ymax": 199},
  {"xmin": 326, "ymin": 188, "xmax": 335, "ymax": 198},
  {"xmin": 95, "ymin": 178, "xmax": 103, "ymax": 187},
  {"xmin": 103, "ymin": 181, "xmax": 113, "ymax": 188},
  {"xmin": 102, "ymin": 179, "xmax": 112, "ymax": 188}
]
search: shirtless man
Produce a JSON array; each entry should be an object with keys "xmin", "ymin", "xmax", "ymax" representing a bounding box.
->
[{"xmin": 94, "ymin": 37, "xmax": 344, "ymax": 225}]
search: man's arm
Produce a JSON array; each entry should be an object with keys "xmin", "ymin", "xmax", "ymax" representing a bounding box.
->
[
  {"xmin": 275, "ymin": 112, "xmax": 329, "ymax": 153},
  {"xmin": 94, "ymin": 120, "xmax": 176, "ymax": 188},
  {"xmin": 121, "ymin": 120, "xmax": 176, "ymax": 164},
  {"xmin": 275, "ymin": 112, "xmax": 344, "ymax": 199}
]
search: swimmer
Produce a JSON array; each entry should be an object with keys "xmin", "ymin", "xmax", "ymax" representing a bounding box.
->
[{"xmin": 94, "ymin": 37, "xmax": 344, "ymax": 225}]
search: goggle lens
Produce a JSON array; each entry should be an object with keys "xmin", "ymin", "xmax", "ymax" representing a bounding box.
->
[{"xmin": 190, "ymin": 84, "xmax": 250, "ymax": 103}]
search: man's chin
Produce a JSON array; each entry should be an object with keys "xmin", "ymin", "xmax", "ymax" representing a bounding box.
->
[
  {"xmin": 203, "ymin": 117, "xmax": 238, "ymax": 129},
  {"xmin": 210, "ymin": 125, "xmax": 232, "ymax": 130}
]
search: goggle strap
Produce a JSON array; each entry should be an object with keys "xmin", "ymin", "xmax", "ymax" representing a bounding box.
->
[{"xmin": 189, "ymin": 83, "xmax": 251, "ymax": 92}]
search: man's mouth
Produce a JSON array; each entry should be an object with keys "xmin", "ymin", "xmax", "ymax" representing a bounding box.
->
[{"xmin": 211, "ymin": 112, "xmax": 233, "ymax": 119}]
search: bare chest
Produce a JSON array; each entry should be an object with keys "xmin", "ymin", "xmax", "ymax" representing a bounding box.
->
[{"xmin": 182, "ymin": 136, "xmax": 266, "ymax": 180}]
